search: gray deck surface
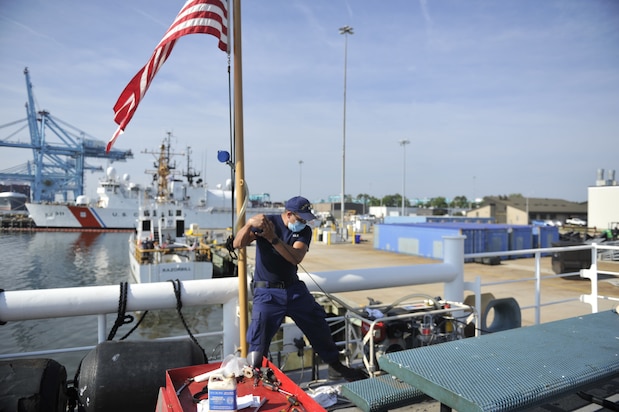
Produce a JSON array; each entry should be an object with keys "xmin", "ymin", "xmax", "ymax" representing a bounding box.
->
[{"xmin": 378, "ymin": 310, "xmax": 619, "ymax": 411}]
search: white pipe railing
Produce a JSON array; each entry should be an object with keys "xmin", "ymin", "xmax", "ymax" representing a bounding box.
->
[
  {"xmin": 1, "ymin": 237, "xmax": 617, "ymax": 362},
  {"xmin": 301, "ymin": 236, "xmax": 465, "ymax": 302},
  {"xmin": 0, "ymin": 278, "xmax": 239, "ymax": 321},
  {"xmin": 465, "ymin": 242, "xmax": 619, "ymax": 324},
  {"xmin": 0, "ymin": 237, "xmax": 465, "ymax": 359}
]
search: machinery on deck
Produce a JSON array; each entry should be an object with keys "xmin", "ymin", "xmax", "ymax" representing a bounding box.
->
[{"xmin": 344, "ymin": 294, "xmax": 475, "ymax": 375}]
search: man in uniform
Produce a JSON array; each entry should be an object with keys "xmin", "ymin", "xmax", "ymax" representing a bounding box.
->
[{"xmin": 233, "ymin": 196, "xmax": 366, "ymax": 381}]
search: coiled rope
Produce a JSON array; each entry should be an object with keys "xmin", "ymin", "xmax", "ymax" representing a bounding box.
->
[
  {"xmin": 107, "ymin": 282, "xmax": 149, "ymax": 341},
  {"xmin": 107, "ymin": 282, "xmax": 133, "ymax": 340},
  {"xmin": 169, "ymin": 279, "xmax": 208, "ymax": 361}
]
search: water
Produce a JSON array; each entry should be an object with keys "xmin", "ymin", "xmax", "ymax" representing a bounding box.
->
[{"xmin": 0, "ymin": 231, "xmax": 222, "ymax": 378}]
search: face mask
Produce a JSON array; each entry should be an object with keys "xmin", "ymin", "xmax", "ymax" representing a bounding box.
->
[{"xmin": 287, "ymin": 220, "xmax": 306, "ymax": 233}]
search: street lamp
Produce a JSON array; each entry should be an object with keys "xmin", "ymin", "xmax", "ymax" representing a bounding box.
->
[
  {"xmin": 339, "ymin": 25, "xmax": 353, "ymax": 228},
  {"xmin": 298, "ymin": 160, "xmax": 303, "ymax": 195},
  {"xmin": 399, "ymin": 139, "xmax": 410, "ymax": 216}
]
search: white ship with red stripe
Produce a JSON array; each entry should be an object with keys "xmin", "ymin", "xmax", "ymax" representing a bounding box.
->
[
  {"xmin": 26, "ymin": 181, "xmax": 277, "ymax": 231},
  {"xmin": 25, "ymin": 203, "xmax": 139, "ymax": 230},
  {"xmin": 26, "ymin": 166, "xmax": 143, "ymax": 230},
  {"xmin": 25, "ymin": 136, "xmax": 282, "ymax": 231},
  {"xmin": 25, "ymin": 171, "xmax": 247, "ymax": 231}
]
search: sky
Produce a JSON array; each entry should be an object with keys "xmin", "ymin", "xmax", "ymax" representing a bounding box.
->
[{"xmin": 1, "ymin": 0, "xmax": 618, "ymax": 204}]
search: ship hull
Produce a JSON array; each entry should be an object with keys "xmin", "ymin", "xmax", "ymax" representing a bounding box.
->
[
  {"xmin": 26, "ymin": 203, "xmax": 138, "ymax": 229},
  {"xmin": 26, "ymin": 202, "xmax": 280, "ymax": 230},
  {"xmin": 128, "ymin": 250, "xmax": 215, "ymax": 283}
]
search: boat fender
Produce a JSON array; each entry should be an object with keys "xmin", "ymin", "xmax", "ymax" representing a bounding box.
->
[
  {"xmin": 0, "ymin": 358, "xmax": 67, "ymax": 412},
  {"xmin": 76, "ymin": 339, "xmax": 206, "ymax": 412},
  {"xmin": 481, "ymin": 297, "xmax": 521, "ymax": 334}
]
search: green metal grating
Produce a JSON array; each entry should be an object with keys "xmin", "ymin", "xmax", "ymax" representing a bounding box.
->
[
  {"xmin": 378, "ymin": 310, "xmax": 619, "ymax": 412},
  {"xmin": 341, "ymin": 374, "xmax": 425, "ymax": 412}
]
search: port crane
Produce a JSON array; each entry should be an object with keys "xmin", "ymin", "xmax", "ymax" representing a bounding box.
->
[{"xmin": 0, "ymin": 68, "xmax": 133, "ymax": 202}]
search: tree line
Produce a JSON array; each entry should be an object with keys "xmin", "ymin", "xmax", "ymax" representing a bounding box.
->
[{"xmin": 353, "ymin": 194, "xmax": 474, "ymax": 209}]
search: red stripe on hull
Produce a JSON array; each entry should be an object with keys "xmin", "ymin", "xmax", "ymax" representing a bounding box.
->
[{"xmin": 67, "ymin": 206, "xmax": 103, "ymax": 228}]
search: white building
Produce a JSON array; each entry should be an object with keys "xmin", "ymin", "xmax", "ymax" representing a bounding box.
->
[{"xmin": 588, "ymin": 169, "xmax": 619, "ymax": 230}]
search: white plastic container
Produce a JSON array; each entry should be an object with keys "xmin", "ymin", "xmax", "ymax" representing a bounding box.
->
[{"xmin": 208, "ymin": 373, "xmax": 237, "ymax": 412}]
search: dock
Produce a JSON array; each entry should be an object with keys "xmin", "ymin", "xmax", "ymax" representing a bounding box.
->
[
  {"xmin": 0, "ymin": 212, "xmax": 35, "ymax": 231},
  {"xmin": 0, "ymin": 213, "xmax": 134, "ymax": 232}
]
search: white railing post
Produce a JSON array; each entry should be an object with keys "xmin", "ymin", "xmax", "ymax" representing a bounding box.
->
[
  {"xmin": 464, "ymin": 276, "xmax": 482, "ymax": 336},
  {"xmin": 223, "ymin": 298, "xmax": 241, "ymax": 357},
  {"xmin": 97, "ymin": 314, "xmax": 107, "ymax": 343},
  {"xmin": 580, "ymin": 243, "xmax": 599, "ymax": 313},
  {"xmin": 443, "ymin": 235, "xmax": 466, "ymax": 303},
  {"xmin": 534, "ymin": 250, "xmax": 542, "ymax": 324}
]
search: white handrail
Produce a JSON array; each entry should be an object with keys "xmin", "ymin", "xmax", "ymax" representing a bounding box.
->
[{"xmin": 1, "ymin": 238, "xmax": 617, "ymax": 363}]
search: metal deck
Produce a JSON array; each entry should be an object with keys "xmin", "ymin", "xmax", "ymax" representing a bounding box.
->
[
  {"xmin": 341, "ymin": 374, "xmax": 426, "ymax": 412},
  {"xmin": 378, "ymin": 310, "xmax": 619, "ymax": 412}
]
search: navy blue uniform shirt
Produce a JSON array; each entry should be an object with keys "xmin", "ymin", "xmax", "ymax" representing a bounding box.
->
[{"xmin": 253, "ymin": 214, "xmax": 312, "ymax": 284}]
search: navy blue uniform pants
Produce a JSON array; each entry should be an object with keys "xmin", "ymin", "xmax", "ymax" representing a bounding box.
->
[{"xmin": 247, "ymin": 281, "xmax": 340, "ymax": 364}]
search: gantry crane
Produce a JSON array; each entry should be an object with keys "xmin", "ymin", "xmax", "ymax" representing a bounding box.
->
[{"xmin": 0, "ymin": 68, "xmax": 133, "ymax": 202}]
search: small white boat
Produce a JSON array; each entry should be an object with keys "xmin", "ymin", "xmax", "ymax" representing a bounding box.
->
[
  {"xmin": 128, "ymin": 203, "xmax": 222, "ymax": 283},
  {"xmin": 128, "ymin": 140, "xmax": 237, "ymax": 284}
]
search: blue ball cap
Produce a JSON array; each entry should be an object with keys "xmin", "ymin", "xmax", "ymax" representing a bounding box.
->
[{"xmin": 285, "ymin": 196, "xmax": 317, "ymax": 221}]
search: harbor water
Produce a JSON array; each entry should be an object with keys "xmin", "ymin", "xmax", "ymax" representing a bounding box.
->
[{"xmin": 0, "ymin": 231, "xmax": 223, "ymax": 379}]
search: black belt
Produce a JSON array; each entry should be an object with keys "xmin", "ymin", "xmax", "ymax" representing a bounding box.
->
[{"xmin": 252, "ymin": 280, "xmax": 295, "ymax": 289}]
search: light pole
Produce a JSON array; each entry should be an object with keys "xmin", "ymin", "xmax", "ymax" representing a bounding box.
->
[
  {"xmin": 339, "ymin": 25, "xmax": 353, "ymax": 228},
  {"xmin": 298, "ymin": 160, "xmax": 303, "ymax": 195},
  {"xmin": 399, "ymin": 139, "xmax": 410, "ymax": 216}
]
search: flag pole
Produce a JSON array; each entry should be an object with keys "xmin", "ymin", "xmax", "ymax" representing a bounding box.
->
[{"xmin": 232, "ymin": 0, "xmax": 248, "ymax": 357}]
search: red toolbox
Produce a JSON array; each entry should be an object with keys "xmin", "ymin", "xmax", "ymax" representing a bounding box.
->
[{"xmin": 156, "ymin": 357, "xmax": 325, "ymax": 412}]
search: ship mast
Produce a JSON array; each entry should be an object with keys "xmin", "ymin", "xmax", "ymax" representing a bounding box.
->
[
  {"xmin": 142, "ymin": 132, "xmax": 180, "ymax": 204},
  {"xmin": 183, "ymin": 146, "xmax": 200, "ymax": 186},
  {"xmin": 232, "ymin": 0, "xmax": 249, "ymax": 356},
  {"xmin": 156, "ymin": 142, "xmax": 170, "ymax": 203}
]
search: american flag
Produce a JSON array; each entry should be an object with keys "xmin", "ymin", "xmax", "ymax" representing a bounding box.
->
[{"xmin": 107, "ymin": 0, "xmax": 228, "ymax": 152}]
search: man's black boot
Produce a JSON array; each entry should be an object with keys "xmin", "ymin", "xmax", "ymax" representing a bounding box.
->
[{"xmin": 328, "ymin": 361, "xmax": 368, "ymax": 382}]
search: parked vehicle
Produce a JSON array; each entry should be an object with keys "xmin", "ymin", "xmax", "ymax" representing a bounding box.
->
[{"xmin": 566, "ymin": 217, "xmax": 587, "ymax": 226}]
